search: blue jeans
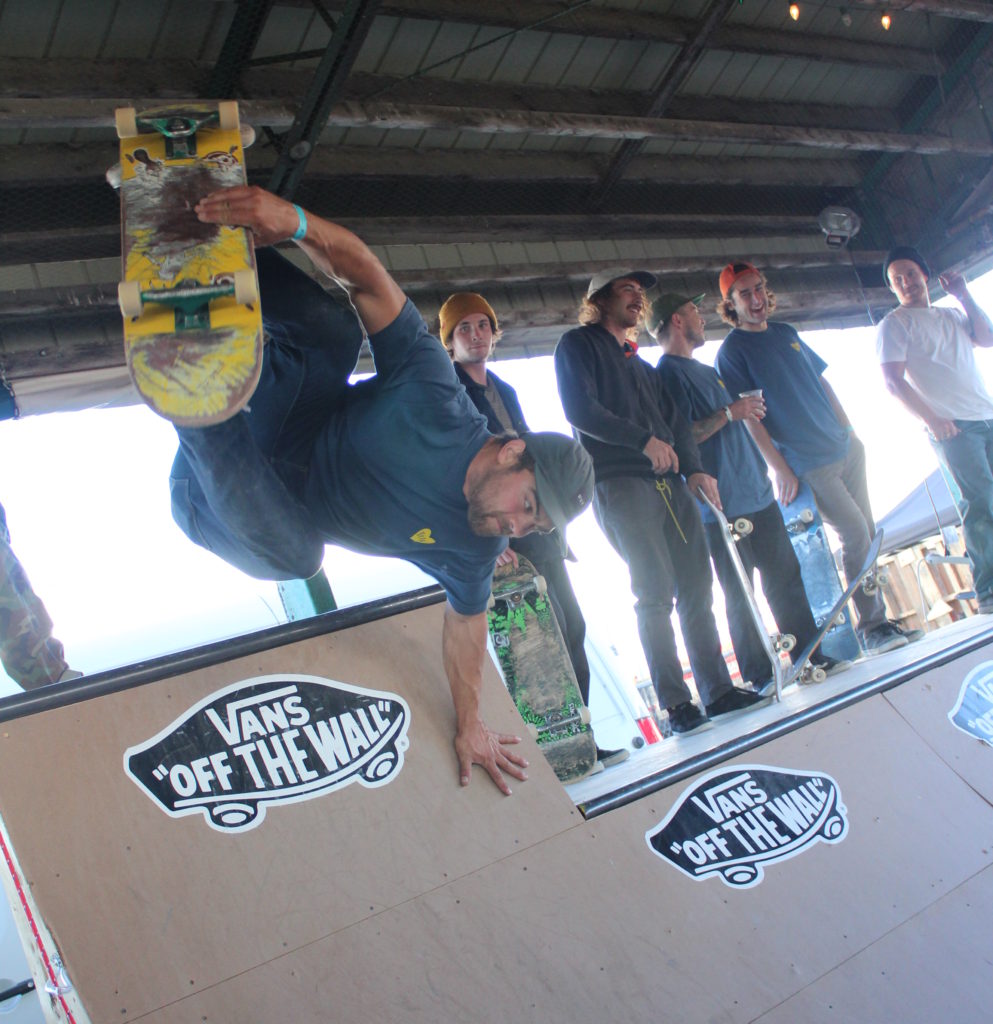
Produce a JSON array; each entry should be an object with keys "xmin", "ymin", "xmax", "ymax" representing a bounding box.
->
[
  {"xmin": 938, "ymin": 419, "xmax": 993, "ymax": 601},
  {"xmin": 594, "ymin": 475, "xmax": 734, "ymax": 711},
  {"xmin": 170, "ymin": 248, "xmax": 364, "ymax": 580}
]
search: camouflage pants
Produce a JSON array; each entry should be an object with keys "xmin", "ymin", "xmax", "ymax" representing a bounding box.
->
[{"xmin": 0, "ymin": 503, "xmax": 67, "ymax": 689}]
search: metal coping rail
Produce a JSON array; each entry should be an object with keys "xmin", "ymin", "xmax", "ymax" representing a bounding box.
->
[
  {"xmin": 578, "ymin": 622, "xmax": 993, "ymax": 820},
  {"xmin": 0, "ymin": 585, "xmax": 447, "ymax": 724}
]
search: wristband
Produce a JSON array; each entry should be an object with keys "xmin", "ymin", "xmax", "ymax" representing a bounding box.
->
[
  {"xmin": 723, "ymin": 405, "xmax": 733, "ymax": 423},
  {"xmin": 291, "ymin": 203, "xmax": 308, "ymax": 241}
]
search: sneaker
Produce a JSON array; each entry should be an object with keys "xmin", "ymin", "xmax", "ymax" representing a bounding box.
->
[
  {"xmin": 57, "ymin": 667, "xmax": 83, "ymax": 684},
  {"xmin": 862, "ymin": 621, "xmax": 909, "ymax": 655},
  {"xmin": 978, "ymin": 594, "xmax": 993, "ymax": 615},
  {"xmin": 751, "ymin": 677, "xmax": 778, "ymax": 698},
  {"xmin": 595, "ymin": 746, "xmax": 630, "ymax": 769},
  {"xmin": 888, "ymin": 620, "xmax": 924, "ymax": 642},
  {"xmin": 809, "ymin": 653, "xmax": 852, "ymax": 676},
  {"xmin": 705, "ymin": 686, "xmax": 773, "ymax": 721},
  {"xmin": 667, "ymin": 701, "xmax": 713, "ymax": 736}
]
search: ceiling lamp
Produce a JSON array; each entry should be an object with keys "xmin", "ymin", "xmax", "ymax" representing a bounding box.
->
[
  {"xmin": 818, "ymin": 206, "xmax": 862, "ymax": 249},
  {"xmin": 789, "ymin": 3, "xmax": 800, "ymax": 20},
  {"xmin": 881, "ymin": 12, "xmax": 892, "ymax": 30}
]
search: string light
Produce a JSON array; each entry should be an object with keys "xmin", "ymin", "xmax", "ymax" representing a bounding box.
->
[
  {"xmin": 789, "ymin": 3, "xmax": 800, "ymax": 20},
  {"xmin": 881, "ymin": 12, "xmax": 892, "ymax": 30}
]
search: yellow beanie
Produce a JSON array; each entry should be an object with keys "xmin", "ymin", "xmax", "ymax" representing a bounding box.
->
[{"xmin": 438, "ymin": 292, "xmax": 498, "ymax": 346}]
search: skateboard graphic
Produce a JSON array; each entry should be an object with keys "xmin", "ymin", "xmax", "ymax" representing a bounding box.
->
[
  {"xmin": 700, "ymin": 489, "xmax": 883, "ymax": 697},
  {"xmin": 115, "ymin": 102, "xmax": 262, "ymax": 426},
  {"xmin": 779, "ymin": 482, "xmax": 862, "ymax": 662},
  {"xmin": 487, "ymin": 556, "xmax": 597, "ymax": 784}
]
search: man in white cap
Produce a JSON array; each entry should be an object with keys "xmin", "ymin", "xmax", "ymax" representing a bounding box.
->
[
  {"xmin": 878, "ymin": 246, "xmax": 993, "ymax": 613},
  {"xmin": 554, "ymin": 270, "xmax": 770, "ymax": 736},
  {"xmin": 175, "ymin": 184, "xmax": 596, "ymax": 795}
]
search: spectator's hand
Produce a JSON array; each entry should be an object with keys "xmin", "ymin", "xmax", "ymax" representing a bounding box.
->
[
  {"xmin": 938, "ymin": 272, "xmax": 968, "ymax": 302},
  {"xmin": 494, "ymin": 547, "xmax": 519, "ymax": 568},
  {"xmin": 196, "ymin": 185, "xmax": 297, "ymax": 247},
  {"xmin": 775, "ymin": 466, "xmax": 800, "ymax": 505},
  {"xmin": 643, "ymin": 436, "xmax": 679, "ymax": 475},
  {"xmin": 928, "ymin": 416, "xmax": 960, "ymax": 441},
  {"xmin": 690, "ymin": 473, "xmax": 722, "ymax": 511},
  {"xmin": 455, "ymin": 717, "xmax": 528, "ymax": 795},
  {"xmin": 729, "ymin": 395, "xmax": 765, "ymax": 422}
]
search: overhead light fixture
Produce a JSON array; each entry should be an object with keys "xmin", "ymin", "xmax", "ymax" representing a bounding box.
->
[
  {"xmin": 881, "ymin": 12, "xmax": 892, "ymax": 30},
  {"xmin": 840, "ymin": 7, "xmax": 852, "ymax": 27},
  {"xmin": 818, "ymin": 206, "xmax": 862, "ymax": 249},
  {"xmin": 789, "ymin": 3, "xmax": 800, "ymax": 20}
]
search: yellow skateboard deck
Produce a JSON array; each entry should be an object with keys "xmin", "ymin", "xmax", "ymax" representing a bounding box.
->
[{"xmin": 116, "ymin": 102, "xmax": 262, "ymax": 427}]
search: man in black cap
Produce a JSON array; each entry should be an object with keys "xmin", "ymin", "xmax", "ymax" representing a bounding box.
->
[
  {"xmin": 878, "ymin": 247, "xmax": 993, "ymax": 613},
  {"xmin": 177, "ymin": 184, "xmax": 595, "ymax": 796},
  {"xmin": 653, "ymin": 292, "xmax": 846, "ymax": 692},
  {"xmin": 438, "ymin": 290, "xmax": 628, "ymax": 770},
  {"xmin": 554, "ymin": 270, "xmax": 770, "ymax": 737}
]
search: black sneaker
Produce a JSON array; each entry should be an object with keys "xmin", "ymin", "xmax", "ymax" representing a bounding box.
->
[
  {"xmin": 667, "ymin": 701, "xmax": 713, "ymax": 736},
  {"xmin": 705, "ymin": 686, "xmax": 773, "ymax": 721},
  {"xmin": 888, "ymin": 620, "xmax": 924, "ymax": 643},
  {"xmin": 751, "ymin": 677, "xmax": 778, "ymax": 698},
  {"xmin": 595, "ymin": 746, "xmax": 630, "ymax": 769},
  {"xmin": 862, "ymin": 621, "xmax": 909, "ymax": 655}
]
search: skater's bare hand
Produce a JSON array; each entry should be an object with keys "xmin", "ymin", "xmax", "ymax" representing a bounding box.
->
[
  {"xmin": 455, "ymin": 718, "xmax": 528, "ymax": 795},
  {"xmin": 494, "ymin": 547, "xmax": 519, "ymax": 568},
  {"xmin": 690, "ymin": 473, "xmax": 721, "ymax": 511},
  {"xmin": 776, "ymin": 466, "xmax": 800, "ymax": 505},
  {"xmin": 195, "ymin": 185, "xmax": 298, "ymax": 247},
  {"xmin": 729, "ymin": 395, "xmax": 765, "ymax": 422},
  {"xmin": 928, "ymin": 415, "xmax": 960, "ymax": 441},
  {"xmin": 643, "ymin": 436, "xmax": 679, "ymax": 475}
]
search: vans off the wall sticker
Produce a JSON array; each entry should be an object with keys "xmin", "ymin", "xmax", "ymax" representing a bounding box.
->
[
  {"xmin": 646, "ymin": 764, "xmax": 848, "ymax": 888},
  {"xmin": 124, "ymin": 674, "xmax": 410, "ymax": 832},
  {"xmin": 948, "ymin": 660, "xmax": 993, "ymax": 746}
]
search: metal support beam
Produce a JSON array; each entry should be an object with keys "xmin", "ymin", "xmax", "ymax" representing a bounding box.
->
[
  {"xmin": 206, "ymin": 0, "xmax": 275, "ymax": 98},
  {"xmin": 267, "ymin": 0, "xmax": 381, "ymax": 198}
]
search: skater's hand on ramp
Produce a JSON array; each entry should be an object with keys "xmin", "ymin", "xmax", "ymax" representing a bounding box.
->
[{"xmin": 456, "ymin": 719, "xmax": 529, "ymax": 796}]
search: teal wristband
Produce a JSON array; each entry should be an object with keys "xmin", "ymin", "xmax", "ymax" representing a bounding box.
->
[{"xmin": 291, "ymin": 204, "xmax": 307, "ymax": 241}]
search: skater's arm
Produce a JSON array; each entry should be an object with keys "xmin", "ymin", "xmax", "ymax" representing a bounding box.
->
[
  {"xmin": 442, "ymin": 604, "xmax": 529, "ymax": 795},
  {"xmin": 940, "ymin": 272, "xmax": 993, "ymax": 347},
  {"xmin": 195, "ymin": 185, "xmax": 405, "ymax": 334},
  {"xmin": 880, "ymin": 360, "xmax": 959, "ymax": 440}
]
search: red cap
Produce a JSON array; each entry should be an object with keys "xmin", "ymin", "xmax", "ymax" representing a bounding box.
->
[{"xmin": 719, "ymin": 261, "xmax": 759, "ymax": 300}]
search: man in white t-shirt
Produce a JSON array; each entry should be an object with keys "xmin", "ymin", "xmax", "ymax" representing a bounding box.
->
[{"xmin": 877, "ymin": 245, "xmax": 993, "ymax": 613}]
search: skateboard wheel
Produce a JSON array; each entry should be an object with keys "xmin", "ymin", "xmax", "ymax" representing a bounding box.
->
[
  {"xmin": 118, "ymin": 280, "xmax": 143, "ymax": 318},
  {"xmin": 218, "ymin": 100, "xmax": 240, "ymax": 132},
  {"xmin": 733, "ymin": 517, "xmax": 753, "ymax": 536},
  {"xmin": 799, "ymin": 509, "xmax": 815, "ymax": 524},
  {"xmin": 115, "ymin": 106, "xmax": 138, "ymax": 139},
  {"xmin": 579, "ymin": 706, "xmax": 592, "ymax": 725},
  {"xmin": 486, "ymin": 593, "xmax": 495, "ymax": 610},
  {"xmin": 526, "ymin": 724, "xmax": 539, "ymax": 741},
  {"xmin": 876, "ymin": 570, "xmax": 890, "ymax": 588},
  {"xmin": 233, "ymin": 269, "xmax": 259, "ymax": 305},
  {"xmin": 862, "ymin": 580, "xmax": 878, "ymax": 596},
  {"xmin": 534, "ymin": 575, "xmax": 547, "ymax": 597},
  {"xmin": 810, "ymin": 666, "xmax": 827, "ymax": 684},
  {"xmin": 778, "ymin": 634, "xmax": 796, "ymax": 653}
]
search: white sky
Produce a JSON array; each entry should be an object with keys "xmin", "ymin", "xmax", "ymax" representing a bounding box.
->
[{"xmin": 2, "ymin": 270, "xmax": 992, "ymax": 698}]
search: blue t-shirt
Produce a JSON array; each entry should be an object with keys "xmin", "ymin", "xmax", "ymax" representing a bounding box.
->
[
  {"xmin": 715, "ymin": 321, "xmax": 848, "ymax": 476},
  {"xmin": 305, "ymin": 299, "xmax": 504, "ymax": 614},
  {"xmin": 657, "ymin": 354, "xmax": 773, "ymax": 521}
]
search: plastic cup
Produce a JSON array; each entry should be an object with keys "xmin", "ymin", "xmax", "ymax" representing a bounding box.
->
[{"xmin": 739, "ymin": 389, "xmax": 763, "ymax": 399}]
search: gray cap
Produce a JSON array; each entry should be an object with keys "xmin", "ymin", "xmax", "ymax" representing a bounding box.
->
[
  {"xmin": 522, "ymin": 432, "xmax": 594, "ymax": 545},
  {"xmin": 586, "ymin": 269, "xmax": 657, "ymax": 298},
  {"xmin": 647, "ymin": 292, "xmax": 705, "ymax": 335}
]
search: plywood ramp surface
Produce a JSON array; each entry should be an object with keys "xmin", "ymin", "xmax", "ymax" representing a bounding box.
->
[{"xmin": 0, "ymin": 605, "xmax": 991, "ymax": 1022}]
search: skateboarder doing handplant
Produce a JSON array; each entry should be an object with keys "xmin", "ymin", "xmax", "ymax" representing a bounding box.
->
[
  {"xmin": 877, "ymin": 247, "xmax": 993, "ymax": 614},
  {"xmin": 652, "ymin": 293, "xmax": 845, "ymax": 691},
  {"xmin": 554, "ymin": 270, "xmax": 770, "ymax": 736},
  {"xmin": 439, "ymin": 290, "xmax": 627, "ymax": 769},
  {"xmin": 173, "ymin": 184, "xmax": 595, "ymax": 795},
  {"xmin": 714, "ymin": 262, "xmax": 918, "ymax": 655}
]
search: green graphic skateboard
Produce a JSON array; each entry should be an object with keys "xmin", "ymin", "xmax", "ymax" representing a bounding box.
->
[{"xmin": 487, "ymin": 556, "xmax": 597, "ymax": 784}]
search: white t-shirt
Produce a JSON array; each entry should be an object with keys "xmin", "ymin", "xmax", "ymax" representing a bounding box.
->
[{"xmin": 876, "ymin": 304, "xmax": 993, "ymax": 421}]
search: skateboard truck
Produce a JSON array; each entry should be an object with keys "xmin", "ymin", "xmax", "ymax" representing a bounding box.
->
[
  {"xmin": 115, "ymin": 103, "xmax": 241, "ymax": 159},
  {"xmin": 118, "ymin": 273, "xmax": 258, "ymax": 330}
]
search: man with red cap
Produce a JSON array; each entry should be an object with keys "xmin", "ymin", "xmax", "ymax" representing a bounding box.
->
[
  {"xmin": 439, "ymin": 291, "xmax": 628, "ymax": 769},
  {"xmin": 555, "ymin": 270, "xmax": 770, "ymax": 737},
  {"xmin": 877, "ymin": 246, "xmax": 993, "ymax": 614},
  {"xmin": 172, "ymin": 184, "xmax": 596, "ymax": 796},
  {"xmin": 714, "ymin": 261, "xmax": 915, "ymax": 655}
]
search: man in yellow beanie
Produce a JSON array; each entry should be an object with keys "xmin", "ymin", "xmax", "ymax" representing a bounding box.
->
[{"xmin": 440, "ymin": 292, "xmax": 629, "ymax": 771}]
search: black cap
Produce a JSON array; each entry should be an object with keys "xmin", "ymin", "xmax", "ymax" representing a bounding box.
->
[
  {"xmin": 647, "ymin": 292, "xmax": 705, "ymax": 335},
  {"xmin": 522, "ymin": 432, "xmax": 594, "ymax": 547},
  {"xmin": 883, "ymin": 246, "xmax": 930, "ymax": 284}
]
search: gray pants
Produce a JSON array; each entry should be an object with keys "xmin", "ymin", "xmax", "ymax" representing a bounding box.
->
[{"xmin": 802, "ymin": 436, "xmax": 886, "ymax": 634}]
